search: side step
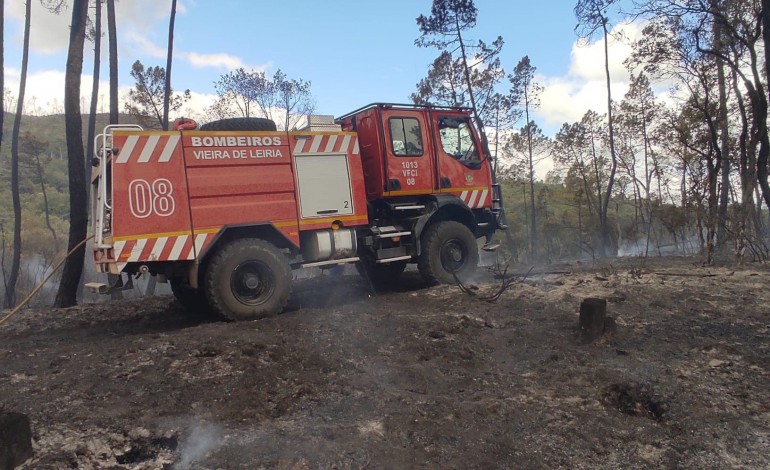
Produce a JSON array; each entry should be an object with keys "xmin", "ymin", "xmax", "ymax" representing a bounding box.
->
[
  {"xmin": 376, "ymin": 255, "xmax": 412, "ymax": 264},
  {"xmin": 85, "ymin": 275, "xmax": 134, "ymax": 294},
  {"xmin": 375, "ymin": 231, "xmax": 411, "ymax": 239},
  {"xmin": 300, "ymin": 256, "xmax": 359, "ymax": 269}
]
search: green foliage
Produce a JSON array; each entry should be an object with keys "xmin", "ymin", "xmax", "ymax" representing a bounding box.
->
[
  {"xmin": 125, "ymin": 60, "xmax": 190, "ymax": 129},
  {"xmin": 497, "ymin": 175, "xmax": 695, "ymax": 262},
  {"xmin": 208, "ymin": 68, "xmax": 314, "ymax": 131},
  {"xmin": 508, "ymin": 56, "xmax": 542, "ymax": 119},
  {"xmin": 413, "ymin": 0, "xmax": 505, "ymax": 127},
  {"xmin": 0, "ymin": 112, "xmax": 138, "ymax": 303}
]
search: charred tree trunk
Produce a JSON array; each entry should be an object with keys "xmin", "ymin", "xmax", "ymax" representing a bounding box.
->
[
  {"xmin": 715, "ymin": 20, "xmax": 730, "ymax": 246},
  {"xmin": 706, "ymin": 157, "xmax": 719, "ymax": 265},
  {"xmin": 105, "ymin": 0, "xmax": 122, "ymax": 300},
  {"xmin": 163, "ymin": 0, "xmax": 177, "ymax": 131},
  {"xmin": 763, "ymin": 0, "xmax": 770, "ymax": 107},
  {"xmin": 579, "ymin": 297, "xmax": 607, "ymax": 342},
  {"xmin": 526, "ymin": 119, "xmax": 537, "ymax": 261},
  {"xmin": 34, "ymin": 154, "xmax": 58, "ymax": 249},
  {"xmin": 0, "ymin": 0, "xmax": 3, "ymax": 293},
  {"xmin": 733, "ymin": 67, "xmax": 758, "ymax": 262},
  {"xmin": 5, "ymin": 0, "xmax": 31, "ymax": 309},
  {"xmin": 85, "ymin": 0, "xmax": 102, "ymax": 203},
  {"xmin": 54, "ymin": 0, "xmax": 89, "ymax": 308},
  {"xmin": 0, "ymin": 0, "xmax": 4, "ymax": 162},
  {"xmin": 600, "ymin": 15, "xmax": 618, "ymax": 258},
  {"xmin": 107, "ymin": 0, "xmax": 118, "ymax": 125},
  {"xmin": 0, "ymin": 411, "xmax": 33, "ymax": 468}
]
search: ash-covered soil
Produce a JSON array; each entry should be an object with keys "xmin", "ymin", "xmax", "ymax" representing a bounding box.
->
[{"xmin": 1, "ymin": 257, "xmax": 769, "ymax": 469}]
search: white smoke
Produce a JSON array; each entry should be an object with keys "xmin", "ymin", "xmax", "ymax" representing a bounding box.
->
[{"xmin": 174, "ymin": 422, "xmax": 223, "ymax": 469}]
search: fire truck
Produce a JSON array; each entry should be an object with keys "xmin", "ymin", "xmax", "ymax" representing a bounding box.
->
[{"xmin": 88, "ymin": 103, "xmax": 505, "ymax": 320}]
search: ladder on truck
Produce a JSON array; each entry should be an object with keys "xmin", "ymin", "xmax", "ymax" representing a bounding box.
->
[
  {"xmin": 86, "ymin": 125, "xmax": 143, "ymax": 295},
  {"xmin": 91, "ymin": 124, "xmax": 143, "ymax": 249}
]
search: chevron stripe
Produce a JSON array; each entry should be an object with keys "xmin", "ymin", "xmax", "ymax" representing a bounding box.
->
[
  {"xmin": 114, "ymin": 135, "xmax": 179, "ymax": 164},
  {"xmin": 292, "ymin": 134, "xmax": 359, "ymax": 156}
]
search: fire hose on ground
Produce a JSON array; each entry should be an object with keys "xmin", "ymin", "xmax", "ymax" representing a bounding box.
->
[{"xmin": 0, "ymin": 235, "xmax": 95, "ymax": 328}]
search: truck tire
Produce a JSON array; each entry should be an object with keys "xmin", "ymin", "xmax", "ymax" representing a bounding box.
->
[
  {"xmin": 418, "ymin": 221, "xmax": 478, "ymax": 285},
  {"xmin": 199, "ymin": 117, "xmax": 277, "ymax": 132},
  {"xmin": 357, "ymin": 256, "xmax": 407, "ymax": 286},
  {"xmin": 169, "ymin": 277, "xmax": 209, "ymax": 315},
  {"xmin": 205, "ymin": 239, "xmax": 292, "ymax": 321}
]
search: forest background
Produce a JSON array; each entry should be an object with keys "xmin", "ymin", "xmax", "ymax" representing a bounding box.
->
[{"xmin": 1, "ymin": 0, "xmax": 769, "ymax": 308}]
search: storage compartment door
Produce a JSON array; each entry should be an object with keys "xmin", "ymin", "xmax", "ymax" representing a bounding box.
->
[{"xmin": 295, "ymin": 153, "xmax": 354, "ymax": 218}]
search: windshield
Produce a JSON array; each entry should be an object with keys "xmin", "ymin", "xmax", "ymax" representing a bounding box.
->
[{"xmin": 438, "ymin": 116, "xmax": 479, "ymax": 163}]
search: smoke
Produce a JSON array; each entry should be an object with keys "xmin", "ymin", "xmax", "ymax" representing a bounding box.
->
[
  {"xmin": 174, "ymin": 422, "xmax": 223, "ymax": 469},
  {"xmin": 617, "ymin": 237, "xmax": 700, "ymax": 257}
]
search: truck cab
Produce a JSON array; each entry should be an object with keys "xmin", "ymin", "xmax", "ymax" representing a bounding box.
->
[
  {"xmin": 339, "ymin": 103, "xmax": 494, "ymax": 203},
  {"xmin": 338, "ymin": 104, "xmax": 503, "ymax": 270}
]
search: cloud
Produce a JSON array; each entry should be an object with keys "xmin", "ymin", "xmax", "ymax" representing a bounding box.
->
[
  {"xmin": 5, "ymin": 0, "xmax": 177, "ymax": 56},
  {"xmin": 178, "ymin": 91, "xmax": 218, "ymax": 121},
  {"xmin": 114, "ymin": 0, "xmax": 178, "ymax": 31},
  {"xmin": 5, "ymin": 1, "xmax": 72, "ymax": 55},
  {"xmin": 123, "ymin": 32, "xmax": 168, "ymax": 60},
  {"xmin": 4, "ymin": 68, "xmax": 134, "ymax": 116},
  {"xmin": 534, "ymin": 20, "xmax": 646, "ymax": 131},
  {"xmin": 4, "ymin": 66, "xmax": 222, "ymax": 126},
  {"xmin": 537, "ymin": 75, "xmax": 630, "ymax": 128},
  {"xmin": 184, "ymin": 52, "xmax": 249, "ymax": 70},
  {"xmin": 120, "ymin": 32, "xmax": 268, "ymax": 72},
  {"xmin": 568, "ymin": 21, "xmax": 642, "ymax": 82},
  {"xmin": 177, "ymin": 0, "xmax": 191, "ymax": 15}
]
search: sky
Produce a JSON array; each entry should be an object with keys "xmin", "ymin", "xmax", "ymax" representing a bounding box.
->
[{"xmin": 3, "ymin": 0, "xmax": 650, "ymax": 138}]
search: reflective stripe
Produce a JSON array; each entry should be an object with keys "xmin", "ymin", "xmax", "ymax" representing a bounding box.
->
[
  {"xmin": 169, "ymin": 236, "xmax": 187, "ymax": 260},
  {"xmin": 129, "ymin": 239, "xmax": 148, "ymax": 262},
  {"xmin": 138, "ymin": 135, "xmax": 160, "ymax": 163},
  {"xmin": 308, "ymin": 135, "xmax": 323, "ymax": 153},
  {"xmin": 115, "ymin": 136, "xmax": 139, "ymax": 164},
  {"xmin": 467, "ymin": 191, "xmax": 479, "ymax": 208},
  {"xmin": 324, "ymin": 135, "xmax": 338, "ymax": 153},
  {"xmin": 158, "ymin": 135, "xmax": 180, "ymax": 162}
]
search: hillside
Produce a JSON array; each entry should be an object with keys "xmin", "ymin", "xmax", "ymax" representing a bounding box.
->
[{"xmin": 0, "ymin": 113, "xmax": 144, "ymax": 160}]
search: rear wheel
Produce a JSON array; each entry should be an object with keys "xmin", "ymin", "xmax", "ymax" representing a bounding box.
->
[
  {"xmin": 169, "ymin": 277, "xmax": 209, "ymax": 315},
  {"xmin": 418, "ymin": 221, "xmax": 478, "ymax": 285},
  {"xmin": 205, "ymin": 239, "xmax": 292, "ymax": 321}
]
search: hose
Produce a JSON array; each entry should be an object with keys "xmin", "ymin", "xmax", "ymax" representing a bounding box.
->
[{"xmin": 0, "ymin": 234, "xmax": 95, "ymax": 328}]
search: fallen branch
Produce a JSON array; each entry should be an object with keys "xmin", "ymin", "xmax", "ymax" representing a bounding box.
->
[
  {"xmin": 493, "ymin": 269, "xmax": 571, "ymax": 279},
  {"xmin": 653, "ymin": 272, "xmax": 719, "ymax": 278},
  {"xmin": 455, "ymin": 266, "xmax": 534, "ymax": 302},
  {"xmin": 0, "ymin": 235, "xmax": 94, "ymax": 328}
]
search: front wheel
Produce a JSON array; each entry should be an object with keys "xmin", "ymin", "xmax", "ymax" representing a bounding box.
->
[
  {"xmin": 418, "ymin": 221, "xmax": 478, "ymax": 285},
  {"xmin": 205, "ymin": 239, "xmax": 292, "ymax": 321}
]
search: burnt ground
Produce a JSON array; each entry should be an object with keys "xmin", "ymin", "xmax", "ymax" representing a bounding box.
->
[{"xmin": 1, "ymin": 257, "xmax": 769, "ymax": 469}]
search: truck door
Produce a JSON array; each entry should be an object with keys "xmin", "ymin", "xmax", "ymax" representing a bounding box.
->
[
  {"xmin": 432, "ymin": 113, "xmax": 491, "ymax": 208},
  {"xmin": 381, "ymin": 109, "xmax": 434, "ymax": 195}
]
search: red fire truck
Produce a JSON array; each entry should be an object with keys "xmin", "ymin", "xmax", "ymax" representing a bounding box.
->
[{"xmin": 88, "ymin": 103, "xmax": 505, "ymax": 320}]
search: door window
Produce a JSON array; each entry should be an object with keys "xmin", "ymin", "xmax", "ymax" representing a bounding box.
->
[
  {"xmin": 389, "ymin": 117, "xmax": 424, "ymax": 156},
  {"xmin": 438, "ymin": 116, "xmax": 479, "ymax": 164}
]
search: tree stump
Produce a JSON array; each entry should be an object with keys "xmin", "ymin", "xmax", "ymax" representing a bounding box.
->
[
  {"xmin": 579, "ymin": 297, "xmax": 607, "ymax": 342},
  {"xmin": 0, "ymin": 411, "xmax": 33, "ymax": 470}
]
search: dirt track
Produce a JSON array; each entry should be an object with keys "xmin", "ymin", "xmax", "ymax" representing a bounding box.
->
[{"xmin": 1, "ymin": 258, "xmax": 769, "ymax": 469}]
